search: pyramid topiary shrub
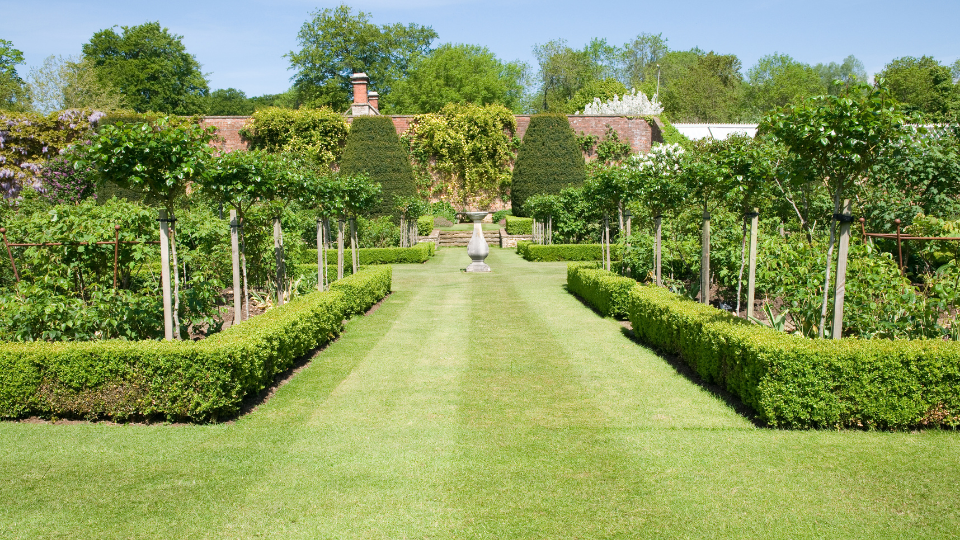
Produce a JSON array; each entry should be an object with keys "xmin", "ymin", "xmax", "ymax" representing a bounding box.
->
[
  {"xmin": 510, "ymin": 113, "xmax": 586, "ymax": 217},
  {"xmin": 340, "ymin": 116, "xmax": 416, "ymax": 218}
]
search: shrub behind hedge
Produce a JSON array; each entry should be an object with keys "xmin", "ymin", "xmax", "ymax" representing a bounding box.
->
[
  {"xmin": 627, "ymin": 284, "xmax": 960, "ymax": 430},
  {"xmin": 0, "ymin": 266, "xmax": 393, "ymax": 422},
  {"xmin": 417, "ymin": 215, "xmax": 434, "ymax": 236},
  {"xmin": 517, "ymin": 241, "xmax": 620, "ymax": 262},
  {"xmin": 505, "ymin": 216, "xmax": 532, "ymax": 235},
  {"xmin": 340, "ymin": 116, "xmax": 416, "ymax": 217}
]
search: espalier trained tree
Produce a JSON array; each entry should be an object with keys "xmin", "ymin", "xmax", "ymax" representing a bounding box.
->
[
  {"xmin": 340, "ymin": 115, "xmax": 414, "ymax": 218},
  {"xmin": 511, "ymin": 113, "xmax": 585, "ymax": 217},
  {"xmin": 82, "ymin": 117, "xmax": 216, "ymax": 339}
]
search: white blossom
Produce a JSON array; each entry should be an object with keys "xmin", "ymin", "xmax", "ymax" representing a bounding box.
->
[{"xmin": 579, "ymin": 89, "xmax": 664, "ymax": 116}]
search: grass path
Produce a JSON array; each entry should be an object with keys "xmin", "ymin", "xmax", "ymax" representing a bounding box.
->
[{"xmin": 1, "ymin": 248, "xmax": 958, "ymax": 538}]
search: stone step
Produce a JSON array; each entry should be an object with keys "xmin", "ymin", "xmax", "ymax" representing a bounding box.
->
[{"xmin": 437, "ymin": 230, "xmax": 501, "ymax": 247}]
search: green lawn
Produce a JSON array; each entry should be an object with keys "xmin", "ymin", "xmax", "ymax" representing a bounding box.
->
[{"xmin": 1, "ymin": 248, "xmax": 958, "ymax": 539}]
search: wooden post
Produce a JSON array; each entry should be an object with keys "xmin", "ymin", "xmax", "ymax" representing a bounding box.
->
[
  {"xmin": 350, "ymin": 218, "xmax": 358, "ymax": 273},
  {"xmin": 273, "ymin": 217, "xmax": 284, "ymax": 307},
  {"xmin": 230, "ymin": 210, "xmax": 242, "ymax": 325},
  {"xmin": 547, "ymin": 216, "xmax": 553, "ymax": 245},
  {"xmin": 603, "ymin": 215, "xmax": 611, "ymax": 271},
  {"xmin": 399, "ymin": 214, "xmax": 407, "ymax": 248},
  {"xmin": 746, "ymin": 208, "xmax": 759, "ymax": 321},
  {"xmin": 895, "ymin": 219, "xmax": 904, "ymax": 275},
  {"xmin": 159, "ymin": 209, "xmax": 173, "ymax": 340},
  {"xmin": 701, "ymin": 210, "xmax": 711, "ymax": 305},
  {"xmin": 112, "ymin": 225, "xmax": 121, "ymax": 290},
  {"xmin": 337, "ymin": 219, "xmax": 345, "ymax": 280},
  {"xmin": 654, "ymin": 214, "xmax": 662, "ymax": 286},
  {"xmin": 831, "ymin": 199, "xmax": 853, "ymax": 340},
  {"xmin": 317, "ymin": 218, "xmax": 327, "ymax": 291}
]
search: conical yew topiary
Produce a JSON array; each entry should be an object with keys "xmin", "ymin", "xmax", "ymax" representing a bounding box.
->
[
  {"xmin": 340, "ymin": 116, "xmax": 416, "ymax": 218},
  {"xmin": 510, "ymin": 113, "xmax": 586, "ymax": 217}
]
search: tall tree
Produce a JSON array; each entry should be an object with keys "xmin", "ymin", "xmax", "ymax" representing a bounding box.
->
[
  {"xmin": 532, "ymin": 39, "xmax": 603, "ymax": 112},
  {"xmin": 622, "ymin": 33, "xmax": 669, "ymax": 88},
  {"xmin": 207, "ymin": 88, "xmax": 254, "ymax": 116},
  {"xmin": 385, "ymin": 43, "xmax": 527, "ymax": 113},
  {"xmin": 287, "ymin": 5, "xmax": 436, "ymax": 111},
  {"xmin": 878, "ymin": 56, "xmax": 959, "ymax": 121},
  {"xmin": 82, "ymin": 22, "xmax": 209, "ymax": 115},
  {"xmin": 0, "ymin": 39, "xmax": 29, "ymax": 111},
  {"xmin": 813, "ymin": 55, "xmax": 866, "ymax": 94},
  {"xmin": 656, "ymin": 50, "xmax": 745, "ymax": 122},
  {"xmin": 744, "ymin": 53, "xmax": 825, "ymax": 119},
  {"xmin": 27, "ymin": 55, "xmax": 126, "ymax": 113}
]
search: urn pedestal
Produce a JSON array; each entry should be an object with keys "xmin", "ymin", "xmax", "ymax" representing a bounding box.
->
[{"xmin": 463, "ymin": 211, "xmax": 491, "ymax": 272}]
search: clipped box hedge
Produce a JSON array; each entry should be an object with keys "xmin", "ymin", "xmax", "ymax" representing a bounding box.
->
[
  {"xmin": 627, "ymin": 284, "xmax": 960, "ymax": 430},
  {"xmin": 0, "ymin": 265, "xmax": 392, "ymax": 423},
  {"xmin": 505, "ymin": 216, "xmax": 533, "ymax": 235},
  {"xmin": 566, "ymin": 263, "xmax": 636, "ymax": 320},
  {"xmin": 417, "ymin": 215, "xmax": 434, "ymax": 236},
  {"xmin": 517, "ymin": 241, "xmax": 621, "ymax": 262},
  {"xmin": 300, "ymin": 242, "xmax": 435, "ymax": 266}
]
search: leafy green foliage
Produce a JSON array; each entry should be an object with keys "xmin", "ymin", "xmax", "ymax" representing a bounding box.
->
[
  {"xmin": 26, "ymin": 55, "xmax": 127, "ymax": 113},
  {"xmin": 82, "ymin": 22, "xmax": 209, "ymax": 115},
  {"xmin": 653, "ymin": 50, "xmax": 745, "ymax": 123},
  {"xmin": 386, "ymin": 43, "xmax": 527, "ymax": 113},
  {"xmin": 341, "ymin": 116, "xmax": 414, "ymax": 217},
  {"xmin": 287, "ymin": 5, "xmax": 436, "ymax": 111},
  {"xmin": 0, "ymin": 39, "xmax": 29, "ymax": 111},
  {"xmin": 510, "ymin": 114, "xmax": 585, "ymax": 216},
  {"xmin": 878, "ymin": 56, "xmax": 960, "ymax": 121},
  {"xmin": 207, "ymin": 88, "xmax": 254, "ymax": 116},
  {"xmin": 744, "ymin": 53, "xmax": 826, "ymax": 120},
  {"xmin": 239, "ymin": 107, "xmax": 348, "ymax": 168},
  {"xmin": 403, "ymin": 103, "xmax": 517, "ymax": 209}
]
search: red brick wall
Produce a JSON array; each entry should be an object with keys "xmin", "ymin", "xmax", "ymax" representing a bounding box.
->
[{"xmin": 201, "ymin": 114, "xmax": 657, "ymax": 156}]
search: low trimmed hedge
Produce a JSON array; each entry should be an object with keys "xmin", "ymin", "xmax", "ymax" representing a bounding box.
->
[
  {"xmin": 505, "ymin": 216, "xmax": 532, "ymax": 235},
  {"xmin": 299, "ymin": 242, "xmax": 435, "ymax": 266},
  {"xmin": 517, "ymin": 241, "xmax": 621, "ymax": 262},
  {"xmin": 0, "ymin": 266, "xmax": 393, "ymax": 423},
  {"xmin": 566, "ymin": 263, "xmax": 636, "ymax": 319},
  {"xmin": 627, "ymin": 284, "xmax": 960, "ymax": 430}
]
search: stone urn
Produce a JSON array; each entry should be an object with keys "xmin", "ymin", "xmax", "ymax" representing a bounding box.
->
[{"xmin": 463, "ymin": 211, "xmax": 491, "ymax": 272}]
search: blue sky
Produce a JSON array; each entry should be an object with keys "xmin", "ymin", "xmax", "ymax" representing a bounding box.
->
[{"xmin": 3, "ymin": 0, "xmax": 958, "ymax": 97}]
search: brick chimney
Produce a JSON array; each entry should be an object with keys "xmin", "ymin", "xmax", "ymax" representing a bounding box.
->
[
  {"xmin": 368, "ymin": 91, "xmax": 379, "ymax": 112},
  {"xmin": 350, "ymin": 72, "xmax": 379, "ymax": 116}
]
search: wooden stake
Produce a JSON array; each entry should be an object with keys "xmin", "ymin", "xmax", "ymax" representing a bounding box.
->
[
  {"xmin": 337, "ymin": 219, "xmax": 345, "ymax": 280},
  {"xmin": 274, "ymin": 217, "xmax": 284, "ymax": 307},
  {"xmin": 746, "ymin": 208, "xmax": 759, "ymax": 321},
  {"xmin": 350, "ymin": 218, "xmax": 358, "ymax": 272},
  {"xmin": 159, "ymin": 209, "xmax": 173, "ymax": 340},
  {"xmin": 230, "ymin": 210, "xmax": 241, "ymax": 325},
  {"xmin": 654, "ymin": 215, "xmax": 662, "ymax": 286},
  {"xmin": 831, "ymin": 199, "xmax": 853, "ymax": 340},
  {"xmin": 702, "ymin": 210, "xmax": 711, "ymax": 305}
]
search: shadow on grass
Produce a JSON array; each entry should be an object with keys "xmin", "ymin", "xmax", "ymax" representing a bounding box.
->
[{"xmin": 617, "ymin": 325, "xmax": 764, "ymax": 427}]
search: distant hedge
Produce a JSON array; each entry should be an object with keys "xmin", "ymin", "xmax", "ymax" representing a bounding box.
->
[
  {"xmin": 626, "ymin": 282, "xmax": 960, "ymax": 430},
  {"xmin": 510, "ymin": 113, "xmax": 585, "ymax": 217},
  {"xmin": 505, "ymin": 216, "xmax": 532, "ymax": 235},
  {"xmin": 340, "ymin": 116, "xmax": 416, "ymax": 217},
  {"xmin": 0, "ymin": 266, "xmax": 392, "ymax": 423},
  {"xmin": 516, "ymin": 241, "xmax": 620, "ymax": 262},
  {"xmin": 417, "ymin": 215, "xmax": 434, "ymax": 236},
  {"xmin": 299, "ymin": 242, "xmax": 435, "ymax": 266},
  {"xmin": 567, "ymin": 263, "xmax": 635, "ymax": 319}
]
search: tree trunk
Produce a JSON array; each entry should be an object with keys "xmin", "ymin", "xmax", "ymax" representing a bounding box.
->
[
  {"xmin": 350, "ymin": 218, "xmax": 359, "ymax": 273},
  {"xmin": 701, "ymin": 207, "xmax": 711, "ymax": 306},
  {"xmin": 274, "ymin": 216, "xmax": 284, "ymax": 307},
  {"xmin": 735, "ymin": 214, "xmax": 748, "ymax": 316},
  {"xmin": 230, "ymin": 210, "xmax": 242, "ymax": 325},
  {"xmin": 818, "ymin": 186, "xmax": 844, "ymax": 338},
  {"xmin": 746, "ymin": 209, "xmax": 759, "ymax": 321},
  {"xmin": 169, "ymin": 212, "xmax": 181, "ymax": 339},
  {"xmin": 655, "ymin": 214, "xmax": 662, "ymax": 286},
  {"xmin": 337, "ymin": 219, "xmax": 345, "ymax": 281}
]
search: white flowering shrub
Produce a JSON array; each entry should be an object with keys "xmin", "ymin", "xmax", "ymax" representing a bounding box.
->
[
  {"xmin": 628, "ymin": 143, "xmax": 684, "ymax": 177},
  {"xmin": 579, "ymin": 89, "xmax": 664, "ymax": 116}
]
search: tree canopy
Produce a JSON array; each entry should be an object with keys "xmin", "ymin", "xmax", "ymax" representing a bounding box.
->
[
  {"xmin": 0, "ymin": 39, "xmax": 29, "ymax": 111},
  {"xmin": 385, "ymin": 43, "xmax": 527, "ymax": 114},
  {"xmin": 878, "ymin": 56, "xmax": 960, "ymax": 121},
  {"xmin": 286, "ymin": 5, "xmax": 436, "ymax": 111},
  {"xmin": 82, "ymin": 22, "xmax": 209, "ymax": 115}
]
